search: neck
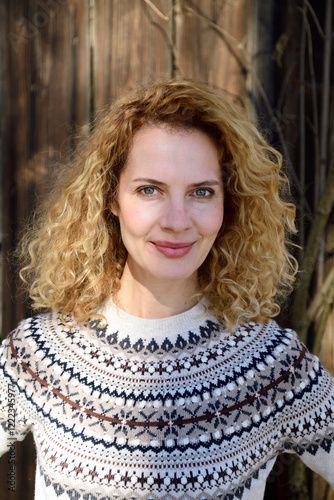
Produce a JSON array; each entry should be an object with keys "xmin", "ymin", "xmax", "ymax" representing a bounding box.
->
[{"xmin": 115, "ymin": 263, "xmax": 199, "ymax": 319}]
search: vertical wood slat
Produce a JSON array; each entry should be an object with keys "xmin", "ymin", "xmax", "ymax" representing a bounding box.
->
[
  {"xmin": 174, "ymin": 0, "xmax": 248, "ymax": 96},
  {"xmin": 92, "ymin": 0, "xmax": 173, "ymax": 111},
  {"xmin": 1, "ymin": 0, "xmax": 91, "ymax": 338},
  {"xmin": 0, "ymin": 2, "xmax": 90, "ymax": 499}
]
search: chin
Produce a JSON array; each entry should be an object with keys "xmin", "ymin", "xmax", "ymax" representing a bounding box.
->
[{"xmin": 146, "ymin": 266, "xmax": 198, "ymax": 285}]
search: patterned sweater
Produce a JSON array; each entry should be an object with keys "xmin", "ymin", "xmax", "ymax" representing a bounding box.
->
[{"xmin": 0, "ymin": 300, "xmax": 334, "ymax": 500}]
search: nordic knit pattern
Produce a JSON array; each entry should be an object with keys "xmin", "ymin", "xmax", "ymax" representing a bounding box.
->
[{"xmin": 0, "ymin": 300, "xmax": 334, "ymax": 500}]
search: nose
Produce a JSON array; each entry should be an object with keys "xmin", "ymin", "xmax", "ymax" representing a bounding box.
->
[{"xmin": 160, "ymin": 198, "xmax": 192, "ymax": 232}]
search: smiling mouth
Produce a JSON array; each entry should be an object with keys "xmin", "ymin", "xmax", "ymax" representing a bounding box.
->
[{"xmin": 151, "ymin": 241, "xmax": 194, "ymax": 258}]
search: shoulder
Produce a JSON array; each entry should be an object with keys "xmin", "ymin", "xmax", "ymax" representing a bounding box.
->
[
  {"xmin": 0, "ymin": 312, "xmax": 55, "ymax": 379},
  {"xmin": 1, "ymin": 312, "xmax": 55, "ymax": 345},
  {"xmin": 250, "ymin": 319, "xmax": 333, "ymax": 407},
  {"xmin": 241, "ymin": 319, "xmax": 329, "ymax": 393},
  {"xmin": 249, "ymin": 319, "xmax": 309, "ymax": 357}
]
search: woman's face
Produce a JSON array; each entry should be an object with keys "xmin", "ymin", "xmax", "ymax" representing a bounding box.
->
[{"xmin": 112, "ymin": 126, "xmax": 224, "ymax": 290}]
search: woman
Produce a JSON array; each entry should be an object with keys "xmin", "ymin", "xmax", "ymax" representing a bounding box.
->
[{"xmin": 0, "ymin": 79, "xmax": 333, "ymax": 499}]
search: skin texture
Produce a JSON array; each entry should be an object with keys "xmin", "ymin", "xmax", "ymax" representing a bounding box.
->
[{"xmin": 111, "ymin": 126, "xmax": 224, "ymax": 318}]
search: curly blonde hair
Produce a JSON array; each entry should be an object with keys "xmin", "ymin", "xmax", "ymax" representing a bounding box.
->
[{"xmin": 19, "ymin": 79, "xmax": 297, "ymax": 331}]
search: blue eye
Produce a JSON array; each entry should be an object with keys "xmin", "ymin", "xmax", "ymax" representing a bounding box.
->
[
  {"xmin": 140, "ymin": 186, "xmax": 157, "ymax": 195},
  {"xmin": 193, "ymin": 188, "xmax": 212, "ymax": 197}
]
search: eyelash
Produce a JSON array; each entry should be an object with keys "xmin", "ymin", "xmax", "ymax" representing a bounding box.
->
[{"xmin": 138, "ymin": 186, "xmax": 214, "ymax": 198}]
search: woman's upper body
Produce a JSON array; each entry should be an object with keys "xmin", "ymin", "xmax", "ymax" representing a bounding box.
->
[{"xmin": 0, "ymin": 79, "xmax": 333, "ymax": 498}]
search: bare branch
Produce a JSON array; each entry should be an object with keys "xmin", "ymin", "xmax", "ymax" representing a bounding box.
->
[
  {"xmin": 185, "ymin": 4, "xmax": 247, "ymax": 73},
  {"xmin": 298, "ymin": 5, "xmax": 320, "ymax": 195},
  {"xmin": 304, "ymin": 0, "xmax": 325, "ymax": 38},
  {"xmin": 306, "ymin": 266, "xmax": 334, "ymax": 326},
  {"xmin": 313, "ymin": 279, "xmax": 334, "ymax": 357},
  {"xmin": 319, "ymin": 0, "xmax": 333, "ymax": 195},
  {"xmin": 299, "ymin": 4, "xmax": 307, "ymax": 249},
  {"xmin": 316, "ymin": 0, "xmax": 333, "ymax": 286},
  {"xmin": 277, "ymin": 60, "xmax": 297, "ymax": 115},
  {"xmin": 292, "ymin": 155, "xmax": 334, "ymax": 341},
  {"xmin": 142, "ymin": 0, "xmax": 182, "ymax": 78},
  {"xmin": 250, "ymin": 69, "xmax": 312, "ymax": 218},
  {"xmin": 142, "ymin": 0, "xmax": 174, "ymax": 21}
]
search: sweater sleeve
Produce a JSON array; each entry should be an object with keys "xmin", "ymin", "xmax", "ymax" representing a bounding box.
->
[
  {"xmin": 280, "ymin": 330, "xmax": 334, "ymax": 488},
  {"xmin": 0, "ymin": 321, "xmax": 34, "ymax": 456}
]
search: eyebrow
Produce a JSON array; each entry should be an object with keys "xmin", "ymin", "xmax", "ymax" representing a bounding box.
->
[{"xmin": 131, "ymin": 178, "xmax": 222, "ymax": 187}]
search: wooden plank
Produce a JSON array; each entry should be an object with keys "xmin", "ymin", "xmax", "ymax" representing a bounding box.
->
[
  {"xmin": 1, "ymin": 0, "xmax": 91, "ymax": 338},
  {"xmin": 174, "ymin": 0, "xmax": 248, "ymax": 96},
  {"xmin": 92, "ymin": 0, "xmax": 172, "ymax": 110},
  {"xmin": 0, "ymin": 2, "xmax": 91, "ymax": 499}
]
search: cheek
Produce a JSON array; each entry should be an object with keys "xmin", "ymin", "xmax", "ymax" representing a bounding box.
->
[
  {"xmin": 199, "ymin": 205, "xmax": 224, "ymax": 237},
  {"xmin": 118, "ymin": 203, "xmax": 155, "ymax": 236}
]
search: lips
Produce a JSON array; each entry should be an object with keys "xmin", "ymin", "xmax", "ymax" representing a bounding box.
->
[{"xmin": 151, "ymin": 241, "xmax": 195, "ymax": 258}]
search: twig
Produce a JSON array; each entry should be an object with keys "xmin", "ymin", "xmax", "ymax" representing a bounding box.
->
[
  {"xmin": 304, "ymin": 0, "xmax": 325, "ymax": 38},
  {"xmin": 299, "ymin": 3, "xmax": 307, "ymax": 249},
  {"xmin": 292, "ymin": 154, "xmax": 334, "ymax": 342},
  {"xmin": 320, "ymin": 0, "xmax": 332, "ymax": 196},
  {"xmin": 251, "ymin": 69, "xmax": 312, "ymax": 218},
  {"xmin": 142, "ymin": 0, "xmax": 174, "ymax": 21},
  {"xmin": 306, "ymin": 266, "xmax": 334, "ymax": 327},
  {"xmin": 313, "ymin": 278, "xmax": 334, "ymax": 357},
  {"xmin": 185, "ymin": 5, "xmax": 247, "ymax": 72},
  {"xmin": 317, "ymin": 0, "xmax": 333, "ymax": 286},
  {"xmin": 142, "ymin": 0, "xmax": 182, "ymax": 78},
  {"xmin": 277, "ymin": 60, "xmax": 297, "ymax": 116},
  {"xmin": 298, "ymin": 5, "xmax": 320, "ymax": 200}
]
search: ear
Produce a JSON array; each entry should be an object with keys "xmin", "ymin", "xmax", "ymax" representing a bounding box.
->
[{"xmin": 110, "ymin": 198, "xmax": 119, "ymax": 217}]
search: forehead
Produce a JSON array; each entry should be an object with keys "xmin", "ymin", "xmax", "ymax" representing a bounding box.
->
[{"xmin": 126, "ymin": 125, "xmax": 220, "ymax": 166}]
